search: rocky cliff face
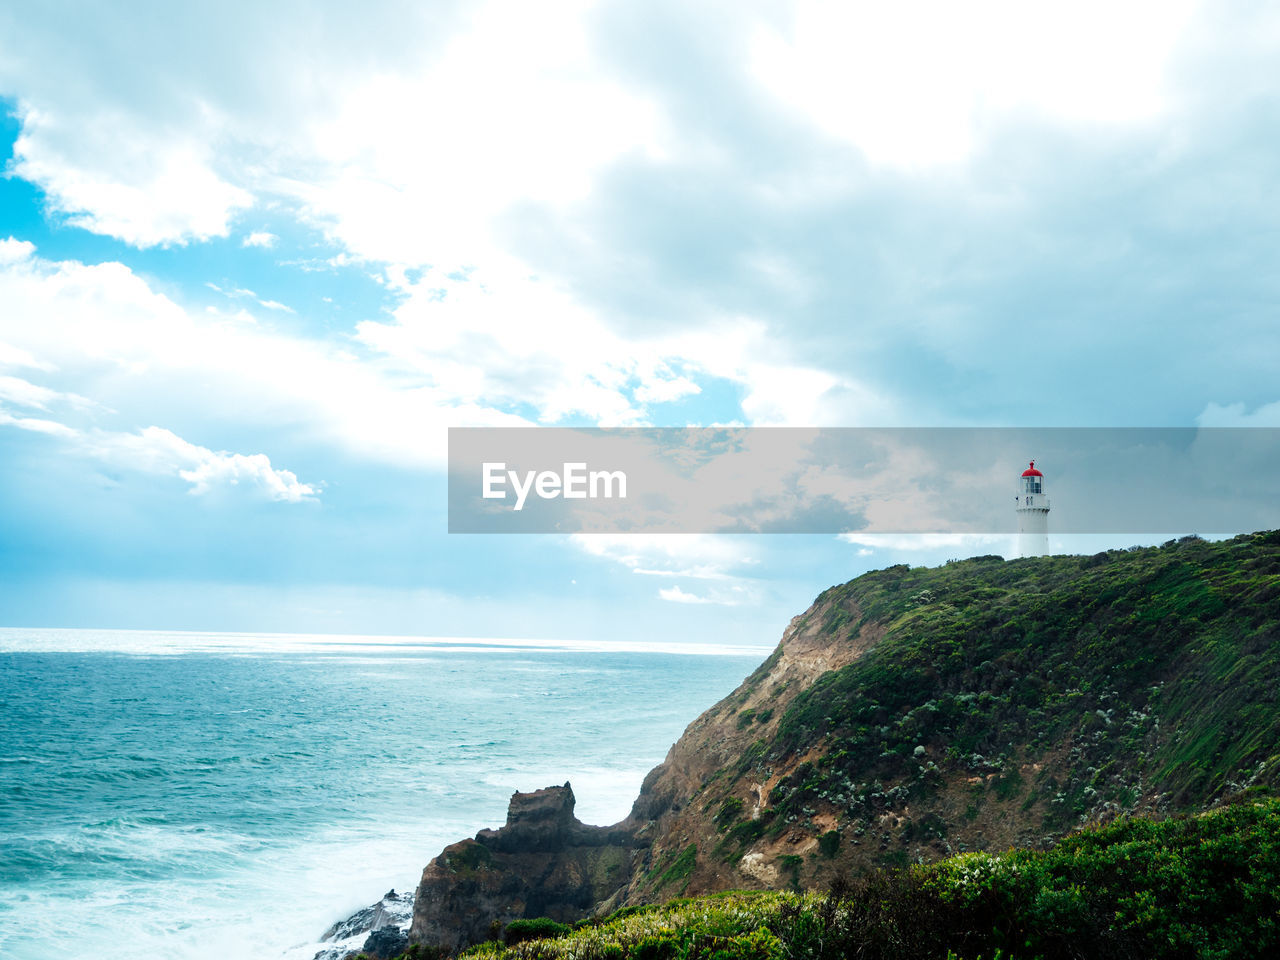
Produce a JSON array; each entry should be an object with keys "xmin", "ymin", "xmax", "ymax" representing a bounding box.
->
[
  {"xmin": 615, "ymin": 592, "xmax": 882, "ymax": 901},
  {"xmin": 409, "ymin": 783, "xmax": 643, "ymax": 951},
  {"xmin": 409, "ymin": 532, "xmax": 1280, "ymax": 951},
  {"xmin": 408, "ymin": 593, "xmax": 876, "ymax": 949}
]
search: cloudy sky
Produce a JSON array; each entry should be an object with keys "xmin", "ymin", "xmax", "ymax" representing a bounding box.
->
[{"xmin": 1, "ymin": 1, "xmax": 1277, "ymax": 642}]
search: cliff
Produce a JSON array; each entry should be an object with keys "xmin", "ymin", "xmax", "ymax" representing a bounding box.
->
[
  {"xmin": 409, "ymin": 529, "xmax": 1280, "ymax": 949},
  {"xmin": 409, "ymin": 784, "xmax": 643, "ymax": 951}
]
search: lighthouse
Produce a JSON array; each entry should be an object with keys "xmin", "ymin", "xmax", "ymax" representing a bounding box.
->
[{"xmin": 1016, "ymin": 460, "xmax": 1050, "ymax": 557}]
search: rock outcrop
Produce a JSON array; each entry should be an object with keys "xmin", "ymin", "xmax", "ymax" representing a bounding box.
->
[
  {"xmin": 409, "ymin": 783, "xmax": 644, "ymax": 951},
  {"xmin": 359, "ymin": 925, "xmax": 410, "ymax": 959}
]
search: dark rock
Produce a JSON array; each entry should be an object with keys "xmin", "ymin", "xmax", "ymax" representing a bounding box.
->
[
  {"xmin": 315, "ymin": 888, "xmax": 415, "ymax": 960},
  {"xmin": 409, "ymin": 782, "xmax": 644, "ymax": 951},
  {"xmin": 321, "ymin": 888, "xmax": 413, "ymax": 942},
  {"xmin": 478, "ymin": 782, "xmax": 577, "ymax": 852},
  {"xmin": 362, "ymin": 925, "xmax": 410, "ymax": 959}
]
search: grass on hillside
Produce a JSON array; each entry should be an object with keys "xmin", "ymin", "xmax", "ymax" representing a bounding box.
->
[{"xmin": 749, "ymin": 531, "xmax": 1280, "ymax": 846}]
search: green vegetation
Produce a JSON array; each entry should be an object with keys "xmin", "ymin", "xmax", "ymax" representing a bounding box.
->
[
  {"xmin": 715, "ymin": 797, "xmax": 745, "ymax": 828},
  {"xmin": 426, "ymin": 798, "xmax": 1280, "ymax": 960},
  {"xmin": 816, "ymin": 830, "xmax": 840, "ymax": 858},
  {"xmin": 647, "ymin": 844, "xmax": 698, "ymax": 894},
  {"xmin": 502, "ymin": 918, "xmax": 572, "ymax": 945},
  {"xmin": 777, "ymin": 854, "xmax": 803, "ymax": 890},
  {"xmin": 445, "ymin": 841, "xmax": 493, "ymax": 875},
  {"xmin": 760, "ymin": 531, "xmax": 1280, "ymax": 832},
  {"xmin": 714, "ymin": 816, "xmax": 769, "ymax": 865}
]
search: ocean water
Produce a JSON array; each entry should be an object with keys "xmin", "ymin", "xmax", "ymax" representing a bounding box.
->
[{"xmin": 0, "ymin": 629, "xmax": 769, "ymax": 960}]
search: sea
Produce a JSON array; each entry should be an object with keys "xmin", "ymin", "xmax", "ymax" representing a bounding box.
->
[{"xmin": 0, "ymin": 628, "xmax": 770, "ymax": 960}]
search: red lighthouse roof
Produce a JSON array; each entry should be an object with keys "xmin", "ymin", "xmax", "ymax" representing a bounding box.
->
[{"xmin": 1021, "ymin": 460, "xmax": 1043, "ymax": 477}]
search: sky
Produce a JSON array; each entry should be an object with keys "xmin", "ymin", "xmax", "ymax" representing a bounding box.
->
[{"xmin": 1, "ymin": 0, "xmax": 1278, "ymax": 643}]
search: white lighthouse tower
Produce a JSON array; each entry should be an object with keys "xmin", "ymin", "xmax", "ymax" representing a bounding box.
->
[{"xmin": 1016, "ymin": 460, "xmax": 1050, "ymax": 557}]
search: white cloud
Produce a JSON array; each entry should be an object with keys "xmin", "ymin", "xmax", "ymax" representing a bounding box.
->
[
  {"xmin": 0, "ymin": 2, "xmax": 668, "ymax": 258},
  {"xmin": 658, "ymin": 585, "xmax": 716, "ymax": 604},
  {"xmin": 205, "ymin": 282, "xmax": 294, "ymax": 314},
  {"xmin": 356, "ymin": 263, "xmax": 891, "ymax": 428},
  {"xmin": 84, "ymin": 425, "xmax": 317, "ymax": 502},
  {"xmin": 737, "ymin": 362, "xmax": 898, "ymax": 427},
  {"xmin": 839, "ymin": 532, "xmax": 1016, "ymax": 553},
  {"xmin": 633, "ymin": 376, "xmax": 701, "ymax": 405},
  {"xmin": 0, "ymin": 374, "xmax": 63, "ymax": 410},
  {"xmin": 751, "ymin": 0, "xmax": 1196, "ymax": 168},
  {"xmin": 0, "ymin": 400, "xmax": 316, "ymax": 502},
  {"xmin": 355, "ymin": 262, "xmax": 649, "ymax": 426},
  {"xmin": 0, "ymin": 237, "xmax": 38, "ymax": 265},
  {"xmin": 658, "ymin": 583, "xmax": 756, "ymax": 606},
  {"xmin": 0, "ymin": 371, "xmax": 95, "ymax": 415},
  {"xmin": 0, "ymin": 1, "xmax": 1046, "ymax": 438},
  {"xmin": 242, "ymin": 231, "xmax": 277, "ymax": 248},
  {"xmin": 0, "ymin": 340, "xmax": 55, "ymax": 371},
  {"xmin": 1196, "ymin": 400, "xmax": 1280, "ymax": 427},
  {"xmin": 572, "ymin": 534, "xmax": 763, "ymax": 606},
  {"xmin": 280, "ymin": 3, "xmax": 669, "ymax": 270},
  {"xmin": 0, "ymin": 354, "xmax": 316, "ymax": 502},
  {"xmin": 0, "ymin": 9, "xmax": 1066, "ymax": 437},
  {"xmin": 0, "ymin": 1, "xmax": 1264, "ymax": 446},
  {"xmin": 570, "ymin": 533, "xmax": 757, "ymax": 574},
  {"xmin": 0, "ymin": 407, "xmax": 78, "ymax": 438},
  {"xmin": 11, "ymin": 105, "xmax": 252, "ymax": 248},
  {"xmin": 0, "ymin": 243, "xmax": 533, "ymax": 473}
]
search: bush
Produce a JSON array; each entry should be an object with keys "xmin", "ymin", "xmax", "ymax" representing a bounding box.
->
[
  {"xmin": 502, "ymin": 917, "xmax": 572, "ymax": 945},
  {"xmin": 817, "ymin": 830, "xmax": 840, "ymax": 857},
  {"xmin": 455, "ymin": 800, "xmax": 1280, "ymax": 960}
]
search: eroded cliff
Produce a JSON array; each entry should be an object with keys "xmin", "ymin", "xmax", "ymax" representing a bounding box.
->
[{"xmin": 409, "ymin": 783, "xmax": 643, "ymax": 951}]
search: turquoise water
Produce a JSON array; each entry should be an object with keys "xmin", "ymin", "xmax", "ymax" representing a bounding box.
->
[{"xmin": 0, "ymin": 629, "xmax": 768, "ymax": 959}]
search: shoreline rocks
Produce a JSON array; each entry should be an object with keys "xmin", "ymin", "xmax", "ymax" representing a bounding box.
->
[{"xmin": 315, "ymin": 888, "xmax": 414, "ymax": 960}]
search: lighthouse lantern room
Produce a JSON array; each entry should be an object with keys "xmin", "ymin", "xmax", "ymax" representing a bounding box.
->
[{"xmin": 1016, "ymin": 460, "xmax": 1050, "ymax": 557}]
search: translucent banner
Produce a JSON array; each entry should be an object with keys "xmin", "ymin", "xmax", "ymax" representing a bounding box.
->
[{"xmin": 447, "ymin": 427, "xmax": 1280, "ymax": 535}]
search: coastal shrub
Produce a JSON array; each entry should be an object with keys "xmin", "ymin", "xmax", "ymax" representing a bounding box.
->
[
  {"xmin": 394, "ymin": 946, "xmax": 446, "ymax": 960},
  {"xmin": 715, "ymin": 816, "xmax": 769, "ymax": 864},
  {"xmin": 817, "ymin": 830, "xmax": 840, "ymax": 857},
  {"xmin": 602, "ymin": 903, "xmax": 660, "ymax": 922},
  {"xmin": 703, "ymin": 926, "xmax": 785, "ymax": 960},
  {"xmin": 446, "ymin": 841, "xmax": 493, "ymax": 875},
  {"xmin": 630, "ymin": 932, "xmax": 680, "ymax": 960},
  {"xmin": 453, "ymin": 799, "xmax": 1280, "ymax": 960},
  {"xmin": 716, "ymin": 797, "xmax": 745, "ymax": 828},
  {"xmin": 921, "ymin": 798, "xmax": 1280, "ymax": 958},
  {"xmin": 653, "ymin": 844, "xmax": 697, "ymax": 892},
  {"xmin": 503, "ymin": 918, "xmax": 572, "ymax": 945}
]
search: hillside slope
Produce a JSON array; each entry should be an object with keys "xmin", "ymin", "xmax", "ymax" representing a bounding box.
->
[{"xmin": 411, "ymin": 530, "xmax": 1280, "ymax": 947}]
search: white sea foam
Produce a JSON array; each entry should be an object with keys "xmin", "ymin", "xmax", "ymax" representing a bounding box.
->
[{"xmin": 0, "ymin": 629, "xmax": 765, "ymax": 959}]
